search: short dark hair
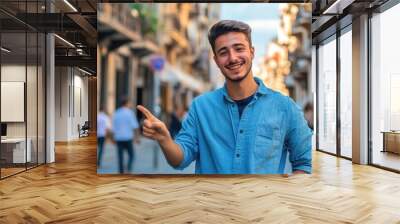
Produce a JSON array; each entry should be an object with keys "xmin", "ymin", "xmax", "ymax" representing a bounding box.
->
[
  {"xmin": 304, "ymin": 102, "xmax": 313, "ymax": 112},
  {"xmin": 208, "ymin": 20, "xmax": 252, "ymax": 53},
  {"xmin": 119, "ymin": 96, "xmax": 129, "ymax": 107}
]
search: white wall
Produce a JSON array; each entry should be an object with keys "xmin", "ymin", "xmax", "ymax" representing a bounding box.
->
[
  {"xmin": 54, "ymin": 66, "xmax": 69, "ymax": 141},
  {"xmin": 54, "ymin": 67, "xmax": 89, "ymax": 141},
  {"xmin": 71, "ymin": 72, "xmax": 89, "ymax": 138},
  {"xmin": 1, "ymin": 65, "xmax": 26, "ymax": 81}
]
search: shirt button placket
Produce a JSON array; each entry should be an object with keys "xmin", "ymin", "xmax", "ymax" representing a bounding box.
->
[
  {"xmin": 235, "ymin": 128, "xmax": 242, "ymax": 168},
  {"xmin": 238, "ymin": 129, "xmax": 243, "ymax": 153}
]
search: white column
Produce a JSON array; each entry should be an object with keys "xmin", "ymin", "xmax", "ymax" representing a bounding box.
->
[
  {"xmin": 352, "ymin": 14, "xmax": 369, "ymax": 164},
  {"xmin": 46, "ymin": 33, "xmax": 55, "ymax": 163}
]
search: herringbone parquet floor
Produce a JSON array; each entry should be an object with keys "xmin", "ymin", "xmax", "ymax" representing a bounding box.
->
[{"xmin": 1, "ymin": 136, "xmax": 400, "ymax": 223}]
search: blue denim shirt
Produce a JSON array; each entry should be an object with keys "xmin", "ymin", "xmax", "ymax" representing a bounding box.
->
[{"xmin": 175, "ymin": 77, "xmax": 312, "ymax": 174}]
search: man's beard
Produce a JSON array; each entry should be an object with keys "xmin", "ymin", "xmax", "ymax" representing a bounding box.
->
[{"xmin": 222, "ymin": 62, "xmax": 252, "ymax": 83}]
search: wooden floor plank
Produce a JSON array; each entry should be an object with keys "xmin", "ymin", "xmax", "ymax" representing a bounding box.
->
[{"xmin": 0, "ymin": 136, "xmax": 400, "ymax": 223}]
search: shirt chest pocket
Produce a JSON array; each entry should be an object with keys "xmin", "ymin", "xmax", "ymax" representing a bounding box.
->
[{"xmin": 254, "ymin": 124, "xmax": 281, "ymax": 159}]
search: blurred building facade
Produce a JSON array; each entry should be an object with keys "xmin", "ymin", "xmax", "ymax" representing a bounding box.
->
[
  {"xmin": 258, "ymin": 3, "xmax": 312, "ymax": 106},
  {"xmin": 156, "ymin": 3, "xmax": 220, "ymax": 118},
  {"xmin": 98, "ymin": 3, "xmax": 149, "ymax": 116},
  {"xmin": 98, "ymin": 3, "xmax": 220, "ymax": 123}
]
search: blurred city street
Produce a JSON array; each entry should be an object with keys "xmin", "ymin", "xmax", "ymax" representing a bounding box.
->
[{"xmin": 97, "ymin": 138, "xmax": 195, "ymax": 174}]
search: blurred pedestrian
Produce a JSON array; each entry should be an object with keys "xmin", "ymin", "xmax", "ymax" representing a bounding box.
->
[
  {"xmin": 303, "ymin": 102, "xmax": 314, "ymax": 130},
  {"xmin": 112, "ymin": 97, "xmax": 140, "ymax": 173},
  {"xmin": 97, "ymin": 105, "xmax": 111, "ymax": 167}
]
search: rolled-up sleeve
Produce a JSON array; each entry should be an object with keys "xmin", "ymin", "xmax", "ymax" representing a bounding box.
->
[
  {"xmin": 174, "ymin": 102, "xmax": 199, "ymax": 170},
  {"xmin": 285, "ymin": 97, "xmax": 313, "ymax": 173}
]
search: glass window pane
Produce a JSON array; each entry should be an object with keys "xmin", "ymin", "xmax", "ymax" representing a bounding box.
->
[
  {"xmin": 1, "ymin": 0, "xmax": 28, "ymax": 177},
  {"xmin": 1, "ymin": 1, "xmax": 46, "ymax": 179},
  {"xmin": 1, "ymin": 31, "xmax": 27, "ymax": 177},
  {"xmin": 318, "ymin": 37, "xmax": 337, "ymax": 154},
  {"xmin": 371, "ymin": 4, "xmax": 400, "ymax": 171},
  {"xmin": 27, "ymin": 31, "xmax": 38, "ymax": 169},
  {"xmin": 340, "ymin": 29, "xmax": 352, "ymax": 158}
]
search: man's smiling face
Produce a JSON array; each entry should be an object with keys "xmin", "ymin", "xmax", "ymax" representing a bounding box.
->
[{"xmin": 213, "ymin": 32, "xmax": 254, "ymax": 82}]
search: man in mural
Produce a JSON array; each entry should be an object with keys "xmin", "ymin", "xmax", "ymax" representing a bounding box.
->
[{"xmin": 137, "ymin": 20, "xmax": 312, "ymax": 174}]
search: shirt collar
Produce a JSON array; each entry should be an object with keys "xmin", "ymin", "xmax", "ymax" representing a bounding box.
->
[{"xmin": 222, "ymin": 76, "xmax": 270, "ymax": 102}]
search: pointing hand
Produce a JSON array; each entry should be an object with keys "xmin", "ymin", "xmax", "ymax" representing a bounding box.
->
[{"xmin": 137, "ymin": 105, "xmax": 171, "ymax": 143}]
